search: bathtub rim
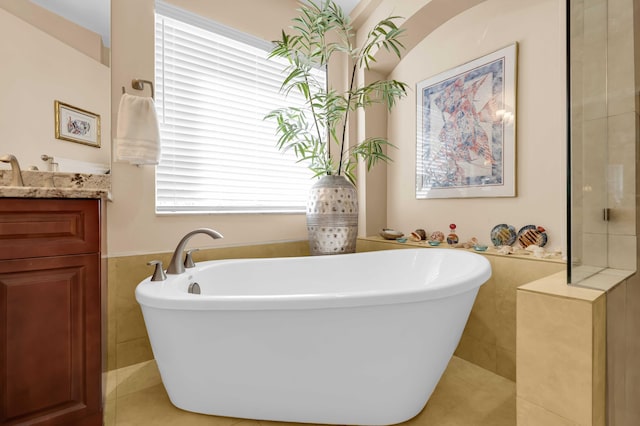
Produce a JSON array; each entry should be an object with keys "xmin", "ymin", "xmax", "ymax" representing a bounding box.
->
[{"xmin": 135, "ymin": 248, "xmax": 491, "ymax": 311}]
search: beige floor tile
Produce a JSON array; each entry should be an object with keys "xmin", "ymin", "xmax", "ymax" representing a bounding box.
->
[
  {"xmin": 105, "ymin": 369, "xmax": 118, "ymax": 401},
  {"xmin": 405, "ymin": 358, "xmax": 515, "ymax": 426},
  {"xmin": 115, "ymin": 384, "xmax": 242, "ymax": 426},
  {"xmin": 258, "ymin": 421, "xmax": 324, "ymax": 426},
  {"xmin": 115, "ymin": 359, "xmax": 162, "ymax": 399},
  {"xmin": 111, "ymin": 356, "xmax": 515, "ymax": 426},
  {"xmin": 104, "ymin": 398, "xmax": 117, "ymax": 426},
  {"xmin": 232, "ymin": 421, "xmax": 262, "ymax": 426}
]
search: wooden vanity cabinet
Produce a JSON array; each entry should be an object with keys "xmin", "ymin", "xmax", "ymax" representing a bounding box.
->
[{"xmin": 0, "ymin": 198, "xmax": 103, "ymax": 425}]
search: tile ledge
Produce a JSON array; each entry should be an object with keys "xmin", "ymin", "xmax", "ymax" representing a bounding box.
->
[
  {"xmin": 518, "ymin": 271, "xmax": 605, "ymax": 302},
  {"xmin": 359, "ymin": 236, "xmax": 565, "ymax": 263},
  {"xmin": 570, "ymin": 268, "xmax": 634, "ymax": 292}
]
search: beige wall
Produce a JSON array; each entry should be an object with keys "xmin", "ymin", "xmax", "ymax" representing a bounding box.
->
[
  {"xmin": 358, "ymin": 0, "xmax": 567, "ymax": 251},
  {"xmin": 0, "ymin": 7, "xmax": 111, "ymax": 172},
  {"xmin": 0, "ymin": 0, "xmax": 106, "ymax": 65},
  {"xmin": 110, "ymin": 0, "xmax": 568, "ymax": 255},
  {"xmin": 109, "ymin": 0, "xmax": 307, "ymax": 256}
]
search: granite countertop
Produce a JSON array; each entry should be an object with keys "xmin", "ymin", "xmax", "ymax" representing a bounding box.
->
[{"xmin": 0, "ymin": 170, "xmax": 111, "ymax": 200}]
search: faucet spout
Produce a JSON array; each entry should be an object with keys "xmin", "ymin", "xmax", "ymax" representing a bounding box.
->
[
  {"xmin": 166, "ymin": 228, "xmax": 224, "ymax": 275},
  {"xmin": 0, "ymin": 154, "xmax": 24, "ymax": 186}
]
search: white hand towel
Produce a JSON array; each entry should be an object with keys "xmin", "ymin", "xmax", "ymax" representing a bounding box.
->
[{"xmin": 115, "ymin": 93, "xmax": 161, "ymax": 165}]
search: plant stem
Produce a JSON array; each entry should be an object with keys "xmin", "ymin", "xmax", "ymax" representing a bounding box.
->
[
  {"xmin": 304, "ymin": 72, "xmax": 324, "ymax": 160},
  {"xmin": 338, "ymin": 61, "xmax": 357, "ymax": 176}
]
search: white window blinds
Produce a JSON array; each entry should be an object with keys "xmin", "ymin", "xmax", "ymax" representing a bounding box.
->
[{"xmin": 154, "ymin": 1, "xmax": 323, "ymax": 213}]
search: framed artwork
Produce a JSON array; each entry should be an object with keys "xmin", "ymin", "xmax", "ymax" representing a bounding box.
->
[
  {"xmin": 416, "ymin": 43, "xmax": 517, "ymax": 199},
  {"xmin": 54, "ymin": 100, "xmax": 101, "ymax": 148}
]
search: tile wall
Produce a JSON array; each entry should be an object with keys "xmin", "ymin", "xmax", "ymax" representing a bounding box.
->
[
  {"xmin": 606, "ymin": 272, "xmax": 640, "ymax": 425},
  {"xmin": 357, "ymin": 238, "xmax": 566, "ymax": 381},
  {"xmin": 107, "ymin": 240, "xmax": 310, "ymax": 371},
  {"xmin": 517, "ymin": 272, "xmax": 606, "ymax": 426}
]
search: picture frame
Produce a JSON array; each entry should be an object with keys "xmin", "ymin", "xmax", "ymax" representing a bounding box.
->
[
  {"xmin": 416, "ymin": 43, "xmax": 517, "ymax": 199},
  {"xmin": 54, "ymin": 100, "xmax": 101, "ymax": 148}
]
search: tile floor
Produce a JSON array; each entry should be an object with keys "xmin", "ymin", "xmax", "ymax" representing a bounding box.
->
[{"xmin": 105, "ymin": 356, "xmax": 515, "ymax": 426}]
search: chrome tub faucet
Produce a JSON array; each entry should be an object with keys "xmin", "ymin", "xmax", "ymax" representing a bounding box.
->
[{"xmin": 166, "ymin": 228, "xmax": 224, "ymax": 275}]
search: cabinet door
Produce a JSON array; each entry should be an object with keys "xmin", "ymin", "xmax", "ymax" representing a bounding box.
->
[
  {"xmin": 0, "ymin": 199, "xmax": 100, "ymax": 260},
  {"xmin": 0, "ymin": 254, "xmax": 101, "ymax": 425}
]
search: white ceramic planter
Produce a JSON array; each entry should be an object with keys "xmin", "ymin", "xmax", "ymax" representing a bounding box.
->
[{"xmin": 306, "ymin": 175, "xmax": 358, "ymax": 255}]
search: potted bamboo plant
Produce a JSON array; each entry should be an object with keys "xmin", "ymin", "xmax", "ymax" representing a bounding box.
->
[{"xmin": 266, "ymin": 0, "xmax": 408, "ymax": 255}]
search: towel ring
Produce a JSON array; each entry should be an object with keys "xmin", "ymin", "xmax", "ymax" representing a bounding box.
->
[{"xmin": 121, "ymin": 79, "xmax": 155, "ymax": 100}]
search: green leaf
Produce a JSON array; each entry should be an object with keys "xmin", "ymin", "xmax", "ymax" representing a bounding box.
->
[{"xmin": 266, "ymin": 0, "xmax": 407, "ymax": 181}]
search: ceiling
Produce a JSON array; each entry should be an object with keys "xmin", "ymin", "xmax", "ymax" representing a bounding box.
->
[
  {"xmin": 29, "ymin": 0, "xmax": 110, "ymax": 46},
  {"xmin": 334, "ymin": 0, "xmax": 360, "ymax": 14},
  {"xmin": 27, "ymin": 0, "xmax": 361, "ymax": 49}
]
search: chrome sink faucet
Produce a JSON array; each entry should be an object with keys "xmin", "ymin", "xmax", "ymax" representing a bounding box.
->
[
  {"xmin": 166, "ymin": 228, "xmax": 224, "ymax": 274},
  {"xmin": 0, "ymin": 154, "xmax": 24, "ymax": 186}
]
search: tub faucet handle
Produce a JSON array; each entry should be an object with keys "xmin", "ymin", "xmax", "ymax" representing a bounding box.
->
[
  {"xmin": 147, "ymin": 260, "xmax": 167, "ymax": 282},
  {"xmin": 184, "ymin": 248, "xmax": 200, "ymax": 269}
]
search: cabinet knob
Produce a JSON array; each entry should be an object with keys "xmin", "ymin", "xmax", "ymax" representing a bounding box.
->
[
  {"xmin": 147, "ymin": 260, "xmax": 167, "ymax": 282},
  {"xmin": 184, "ymin": 248, "xmax": 200, "ymax": 269}
]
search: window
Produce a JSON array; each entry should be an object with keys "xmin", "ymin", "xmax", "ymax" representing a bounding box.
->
[{"xmin": 154, "ymin": 1, "xmax": 325, "ymax": 213}]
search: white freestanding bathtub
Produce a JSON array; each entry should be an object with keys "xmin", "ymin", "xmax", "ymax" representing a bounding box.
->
[{"xmin": 136, "ymin": 248, "xmax": 491, "ymax": 425}]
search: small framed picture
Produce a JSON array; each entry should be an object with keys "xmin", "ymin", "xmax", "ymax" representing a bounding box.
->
[{"xmin": 54, "ymin": 100, "xmax": 101, "ymax": 148}]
